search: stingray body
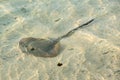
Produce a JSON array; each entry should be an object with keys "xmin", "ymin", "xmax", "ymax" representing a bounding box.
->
[
  {"xmin": 19, "ymin": 37, "xmax": 60, "ymax": 57},
  {"xmin": 19, "ymin": 19, "xmax": 94, "ymax": 57}
]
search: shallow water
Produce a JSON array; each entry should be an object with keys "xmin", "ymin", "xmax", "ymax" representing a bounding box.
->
[{"xmin": 0, "ymin": 0, "xmax": 120, "ymax": 80}]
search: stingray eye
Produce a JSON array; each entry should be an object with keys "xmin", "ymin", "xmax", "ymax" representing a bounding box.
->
[
  {"xmin": 30, "ymin": 47, "xmax": 35, "ymax": 51},
  {"xmin": 28, "ymin": 45, "xmax": 36, "ymax": 52}
]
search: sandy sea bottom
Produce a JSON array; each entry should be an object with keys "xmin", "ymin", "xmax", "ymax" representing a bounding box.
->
[{"xmin": 0, "ymin": 0, "xmax": 120, "ymax": 80}]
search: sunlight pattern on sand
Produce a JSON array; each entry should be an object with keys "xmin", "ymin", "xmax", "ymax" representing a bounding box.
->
[{"xmin": 0, "ymin": 0, "xmax": 120, "ymax": 80}]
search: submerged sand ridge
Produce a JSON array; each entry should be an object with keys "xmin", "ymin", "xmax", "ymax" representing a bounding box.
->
[{"xmin": 0, "ymin": 0, "xmax": 120, "ymax": 80}]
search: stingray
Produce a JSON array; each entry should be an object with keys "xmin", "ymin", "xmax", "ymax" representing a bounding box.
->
[{"xmin": 19, "ymin": 19, "xmax": 94, "ymax": 57}]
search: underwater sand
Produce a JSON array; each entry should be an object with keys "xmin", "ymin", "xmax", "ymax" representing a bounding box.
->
[{"xmin": 0, "ymin": 0, "xmax": 120, "ymax": 80}]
